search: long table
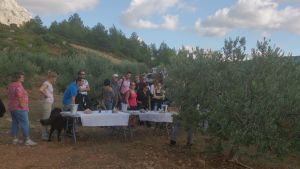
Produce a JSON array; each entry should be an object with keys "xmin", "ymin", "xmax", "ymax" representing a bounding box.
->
[
  {"xmin": 61, "ymin": 111, "xmax": 130, "ymax": 143},
  {"xmin": 125, "ymin": 111, "xmax": 174, "ymax": 123},
  {"xmin": 61, "ymin": 111, "xmax": 130, "ymax": 126}
]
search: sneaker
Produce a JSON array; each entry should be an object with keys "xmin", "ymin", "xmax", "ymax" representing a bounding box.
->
[
  {"xmin": 25, "ymin": 139, "xmax": 37, "ymax": 146},
  {"xmin": 12, "ymin": 138, "xmax": 24, "ymax": 145}
]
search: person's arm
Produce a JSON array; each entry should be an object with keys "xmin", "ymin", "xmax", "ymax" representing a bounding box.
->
[
  {"xmin": 110, "ymin": 87, "xmax": 115, "ymax": 98},
  {"xmin": 71, "ymin": 86, "xmax": 78, "ymax": 104},
  {"xmin": 39, "ymin": 83, "xmax": 49, "ymax": 98},
  {"xmin": 85, "ymin": 82, "xmax": 91, "ymax": 92},
  {"xmin": 137, "ymin": 91, "xmax": 142, "ymax": 104},
  {"xmin": 147, "ymin": 92, "xmax": 151, "ymax": 110},
  {"xmin": 125, "ymin": 90, "xmax": 130, "ymax": 108},
  {"xmin": 16, "ymin": 86, "xmax": 26, "ymax": 108},
  {"xmin": 84, "ymin": 81, "xmax": 91, "ymax": 92},
  {"xmin": 150, "ymin": 85, "xmax": 154, "ymax": 95},
  {"xmin": 79, "ymin": 81, "xmax": 90, "ymax": 92},
  {"xmin": 71, "ymin": 96, "xmax": 76, "ymax": 104}
]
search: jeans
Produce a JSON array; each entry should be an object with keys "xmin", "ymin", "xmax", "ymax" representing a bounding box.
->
[
  {"xmin": 153, "ymin": 101, "xmax": 162, "ymax": 111},
  {"xmin": 10, "ymin": 110, "xmax": 30, "ymax": 138},
  {"xmin": 170, "ymin": 121, "xmax": 193, "ymax": 144},
  {"xmin": 63, "ymin": 104, "xmax": 72, "ymax": 111}
]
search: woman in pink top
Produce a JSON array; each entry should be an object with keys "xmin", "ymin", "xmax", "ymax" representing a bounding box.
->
[
  {"xmin": 125, "ymin": 82, "xmax": 138, "ymax": 110},
  {"xmin": 8, "ymin": 71, "xmax": 37, "ymax": 146}
]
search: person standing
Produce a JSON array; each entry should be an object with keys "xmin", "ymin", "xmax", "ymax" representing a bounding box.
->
[
  {"xmin": 152, "ymin": 82, "xmax": 165, "ymax": 111},
  {"xmin": 62, "ymin": 77, "xmax": 84, "ymax": 111},
  {"xmin": 62, "ymin": 77, "xmax": 84, "ymax": 135},
  {"xmin": 170, "ymin": 121, "xmax": 193, "ymax": 147},
  {"xmin": 118, "ymin": 71, "xmax": 131, "ymax": 110},
  {"xmin": 102, "ymin": 79, "xmax": 115, "ymax": 110},
  {"xmin": 134, "ymin": 74, "xmax": 140, "ymax": 90},
  {"xmin": 39, "ymin": 71, "xmax": 58, "ymax": 140},
  {"xmin": 136, "ymin": 74, "xmax": 147, "ymax": 93},
  {"xmin": 76, "ymin": 70, "xmax": 91, "ymax": 111},
  {"xmin": 8, "ymin": 71, "xmax": 37, "ymax": 146},
  {"xmin": 125, "ymin": 82, "xmax": 138, "ymax": 110},
  {"xmin": 137, "ymin": 85, "xmax": 151, "ymax": 110},
  {"xmin": 111, "ymin": 74, "xmax": 119, "ymax": 109}
]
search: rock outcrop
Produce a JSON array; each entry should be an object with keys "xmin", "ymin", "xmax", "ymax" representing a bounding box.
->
[{"xmin": 0, "ymin": 0, "xmax": 31, "ymax": 26}]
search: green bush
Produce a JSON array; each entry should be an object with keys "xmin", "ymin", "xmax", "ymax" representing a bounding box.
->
[
  {"xmin": 0, "ymin": 51, "xmax": 41, "ymax": 87},
  {"xmin": 0, "ymin": 50, "xmax": 149, "ymax": 100},
  {"xmin": 167, "ymin": 39, "xmax": 300, "ymax": 158}
]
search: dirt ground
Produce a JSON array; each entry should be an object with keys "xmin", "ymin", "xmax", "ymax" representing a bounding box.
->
[
  {"xmin": 0, "ymin": 118, "xmax": 240, "ymax": 169},
  {"xmin": 0, "ymin": 88, "xmax": 299, "ymax": 169}
]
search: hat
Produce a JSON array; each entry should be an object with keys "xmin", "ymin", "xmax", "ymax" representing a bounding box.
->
[{"xmin": 113, "ymin": 74, "xmax": 119, "ymax": 77}]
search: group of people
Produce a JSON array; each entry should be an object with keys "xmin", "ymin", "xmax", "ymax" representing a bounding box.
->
[
  {"xmin": 3, "ymin": 70, "xmax": 191, "ymax": 147},
  {"xmin": 56, "ymin": 70, "xmax": 169, "ymax": 139},
  {"xmin": 61, "ymin": 71, "xmax": 167, "ymax": 114},
  {"xmin": 102, "ymin": 71, "xmax": 166, "ymax": 111}
]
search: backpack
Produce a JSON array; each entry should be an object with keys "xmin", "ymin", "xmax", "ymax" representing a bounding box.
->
[{"xmin": 0, "ymin": 98, "xmax": 6, "ymax": 118}]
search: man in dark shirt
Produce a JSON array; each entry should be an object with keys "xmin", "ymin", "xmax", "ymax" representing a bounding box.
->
[{"xmin": 137, "ymin": 85, "xmax": 151, "ymax": 110}]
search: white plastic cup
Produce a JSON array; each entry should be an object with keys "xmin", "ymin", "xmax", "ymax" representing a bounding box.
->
[
  {"xmin": 121, "ymin": 103, "xmax": 128, "ymax": 112},
  {"xmin": 70, "ymin": 104, "xmax": 78, "ymax": 114},
  {"xmin": 162, "ymin": 105, "xmax": 168, "ymax": 112},
  {"xmin": 154, "ymin": 105, "xmax": 157, "ymax": 111}
]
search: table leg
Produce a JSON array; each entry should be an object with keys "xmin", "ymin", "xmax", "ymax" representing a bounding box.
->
[
  {"xmin": 72, "ymin": 118, "xmax": 77, "ymax": 143},
  {"xmin": 64, "ymin": 117, "xmax": 69, "ymax": 142},
  {"xmin": 123, "ymin": 127, "xmax": 127, "ymax": 141}
]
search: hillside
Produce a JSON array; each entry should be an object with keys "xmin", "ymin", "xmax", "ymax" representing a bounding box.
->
[
  {"xmin": 0, "ymin": 24, "xmax": 125, "ymax": 65},
  {"xmin": 0, "ymin": 13, "xmax": 175, "ymax": 69},
  {"xmin": 70, "ymin": 43, "xmax": 123, "ymax": 64}
]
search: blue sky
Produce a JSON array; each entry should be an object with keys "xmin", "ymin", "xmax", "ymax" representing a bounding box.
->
[{"xmin": 17, "ymin": 0, "xmax": 300, "ymax": 55}]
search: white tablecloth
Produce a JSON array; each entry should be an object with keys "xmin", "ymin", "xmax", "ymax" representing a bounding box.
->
[
  {"xmin": 125, "ymin": 111, "xmax": 174, "ymax": 123},
  {"xmin": 61, "ymin": 111, "xmax": 129, "ymax": 127}
]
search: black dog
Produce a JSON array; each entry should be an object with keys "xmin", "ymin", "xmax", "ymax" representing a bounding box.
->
[{"xmin": 40, "ymin": 108, "xmax": 66, "ymax": 142}]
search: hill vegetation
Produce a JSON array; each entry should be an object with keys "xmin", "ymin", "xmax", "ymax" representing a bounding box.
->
[{"xmin": 0, "ymin": 14, "xmax": 176, "ymax": 67}]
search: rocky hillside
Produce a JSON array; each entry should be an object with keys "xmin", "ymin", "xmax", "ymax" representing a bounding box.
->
[{"xmin": 0, "ymin": 0, "xmax": 31, "ymax": 26}]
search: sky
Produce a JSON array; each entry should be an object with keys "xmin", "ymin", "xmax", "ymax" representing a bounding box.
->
[{"xmin": 16, "ymin": 0, "xmax": 300, "ymax": 55}]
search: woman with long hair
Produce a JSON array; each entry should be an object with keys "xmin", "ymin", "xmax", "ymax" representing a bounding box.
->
[{"xmin": 125, "ymin": 82, "xmax": 138, "ymax": 110}]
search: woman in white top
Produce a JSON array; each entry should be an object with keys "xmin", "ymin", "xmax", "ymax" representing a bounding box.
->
[{"xmin": 39, "ymin": 71, "xmax": 58, "ymax": 140}]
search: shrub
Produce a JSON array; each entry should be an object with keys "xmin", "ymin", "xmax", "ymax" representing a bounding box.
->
[{"xmin": 167, "ymin": 39, "xmax": 300, "ymax": 158}]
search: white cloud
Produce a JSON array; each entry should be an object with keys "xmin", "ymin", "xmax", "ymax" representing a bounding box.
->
[
  {"xmin": 161, "ymin": 15, "xmax": 179, "ymax": 30},
  {"xmin": 275, "ymin": 0, "xmax": 300, "ymax": 4},
  {"xmin": 195, "ymin": 0, "xmax": 300, "ymax": 36},
  {"xmin": 121, "ymin": 0, "xmax": 183, "ymax": 30},
  {"xmin": 17, "ymin": 0, "xmax": 99, "ymax": 15}
]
